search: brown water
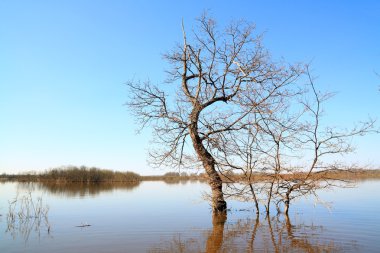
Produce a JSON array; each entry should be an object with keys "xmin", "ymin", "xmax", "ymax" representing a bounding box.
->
[{"xmin": 0, "ymin": 180, "xmax": 379, "ymax": 252}]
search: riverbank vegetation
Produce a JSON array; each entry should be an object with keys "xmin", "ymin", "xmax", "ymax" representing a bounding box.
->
[
  {"xmin": 1, "ymin": 166, "xmax": 379, "ymax": 183},
  {"xmin": 0, "ymin": 166, "xmax": 141, "ymax": 183}
]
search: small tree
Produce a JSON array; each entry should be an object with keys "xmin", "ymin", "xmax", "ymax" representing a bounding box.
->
[
  {"xmin": 274, "ymin": 70, "xmax": 376, "ymax": 215},
  {"xmin": 221, "ymin": 67, "xmax": 376, "ymax": 215},
  {"xmin": 126, "ymin": 14, "xmax": 304, "ymax": 214}
]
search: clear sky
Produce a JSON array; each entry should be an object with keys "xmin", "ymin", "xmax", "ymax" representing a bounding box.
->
[{"xmin": 1, "ymin": 0, "xmax": 379, "ymax": 175}]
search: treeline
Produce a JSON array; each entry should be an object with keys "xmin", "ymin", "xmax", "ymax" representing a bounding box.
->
[
  {"xmin": 0, "ymin": 167, "xmax": 205, "ymax": 183},
  {"xmin": 1, "ymin": 166, "xmax": 141, "ymax": 183},
  {"xmin": 1, "ymin": 167, "xmax": 379, "ymax": 183},
  {"xmin": 220, "ymin": 169, "xmax": 380, "ymax": 182},
  {"xmin": 142, "ymin": 171, "xmax": 206, "ymax": 181}
]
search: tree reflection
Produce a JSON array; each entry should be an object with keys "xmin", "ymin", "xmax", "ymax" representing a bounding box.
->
[
  {"xmin": 16, "ymin": 181, "xmax": 140, "ymax": 197},
  {"xmin": 149, "ymin": 214, "xmax": 350, "ymax": 252},
  {"xmin": 205, "ymin": 213, "xmax": 226, "ymax": 253}
]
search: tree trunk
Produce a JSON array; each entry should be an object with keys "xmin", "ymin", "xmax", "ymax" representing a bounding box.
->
[
  {"xmin": 284, "ymin": 193, "xmax": 290, "ymax": 215},
  {"xmin": 204, "ymin": 162, "xmax": 227, "ymax": 212},
  {"xmin": 265, "ymin": 181, "xmax": 274, "ymax": 216},
  {"xmin": 249, "ymin": 183, "xmax": 260, "ymax": 214},
  {"xmin": 189, "ymin": 109, "xmax": 227, "ymax": 214}
]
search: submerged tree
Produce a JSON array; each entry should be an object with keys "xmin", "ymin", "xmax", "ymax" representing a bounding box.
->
[
  {"xmin": 221, "ymin": 67, "xmax": 377, "ymax": 215},
  {"xmin": 126, "ymin": 14, "xmax": 304, "ymax": 214},
  {"xmin": 273, "ymin": 70, "xmax": 376, "ymax": 215}
]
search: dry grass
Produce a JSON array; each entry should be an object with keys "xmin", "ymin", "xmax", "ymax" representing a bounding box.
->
[{"xmin": 6, "ymin": 191, "xmax": 50, "ymax": 242}]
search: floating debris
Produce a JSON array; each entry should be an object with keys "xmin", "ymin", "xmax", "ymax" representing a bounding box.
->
[{"xmin": 76, "ymin": 222, "xmax": 91, "ymax": 228}]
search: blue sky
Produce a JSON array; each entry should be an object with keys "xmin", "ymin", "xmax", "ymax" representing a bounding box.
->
[{"xmin": 1, "ymin": 1, "xmax": 379, "ymax": 175}]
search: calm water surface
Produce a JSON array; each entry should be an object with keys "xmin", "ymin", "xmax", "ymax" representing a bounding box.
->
[{"xmin": 0, "ymin": 180, "xmax": 379, "ymax": 252}]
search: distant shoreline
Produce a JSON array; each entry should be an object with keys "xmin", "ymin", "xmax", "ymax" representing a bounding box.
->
[{"xmin": 1, "ymin": 166, "xmax": 379, "ymax": 183}]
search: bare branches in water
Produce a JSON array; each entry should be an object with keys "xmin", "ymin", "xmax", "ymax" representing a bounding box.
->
[{"xmin": 6, "ymin": 191, "xmax": 51, "ymax": 243}]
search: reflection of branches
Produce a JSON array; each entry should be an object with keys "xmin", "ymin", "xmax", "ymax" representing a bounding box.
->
[
  {"xmin": 149, "ymin": 214, "xmax": 350, "ymax": 252},
  {"xmin": 248, "ymin": 215, "xmax": 260, "ymax": 252},
  {"xmin": 148, "ymin": 235, "xmax": 203, "ymax": 253},
  {"xmin": 6, "ymin": 192, "xmax": 51, "ymax": 244}
]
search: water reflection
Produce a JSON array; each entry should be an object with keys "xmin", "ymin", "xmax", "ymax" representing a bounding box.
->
[
  {"xmin": 1, "ymin": 180, "xmax": 378, "ymax": 252},
  {"xmin": 146, "ymin": 178, "xmax": 205, "ymax": 186},
  {"xmin": 162, "ymin": 179, "xmax": 192, "ymax": 185},
  {"xmin": 16, "ymin": 181, "xmax": 141, "ymax": 197},
  {"xmin": 205, "ymin": 213, "xmax": 226, "ymax": 253},
  {"xmin": 150, "ymin": 214, "xmax": 348, "ymax": 252}
]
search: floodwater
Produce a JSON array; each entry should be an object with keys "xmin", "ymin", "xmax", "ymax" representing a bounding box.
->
[{"xmin": 0, "ymin": 180, "xmax": 379, "ymax": 252}]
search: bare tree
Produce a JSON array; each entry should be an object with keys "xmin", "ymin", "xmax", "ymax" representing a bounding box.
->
[
  {"xmin": 215, "ymin": 70, "xmax": 308, "ymax": 215},
  {"xmin": 221, "ymin": 66, "xmax": 377, "ymax": 215},
  {"xmin": 274, "ymin": 69, "xmax": 376, "ymax": 215},
  {"xmin": 126, "ymin": 13, "xmax": 304, "ymax": 214},
  {"xmin": 218, "ymin": 125, "xmax": 262, "ymax": 214}
]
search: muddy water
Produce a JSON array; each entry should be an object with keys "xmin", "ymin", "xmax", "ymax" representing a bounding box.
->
[{"xmin": 0, "ymin": 180, "xmax": 379, "ymax": 252}]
